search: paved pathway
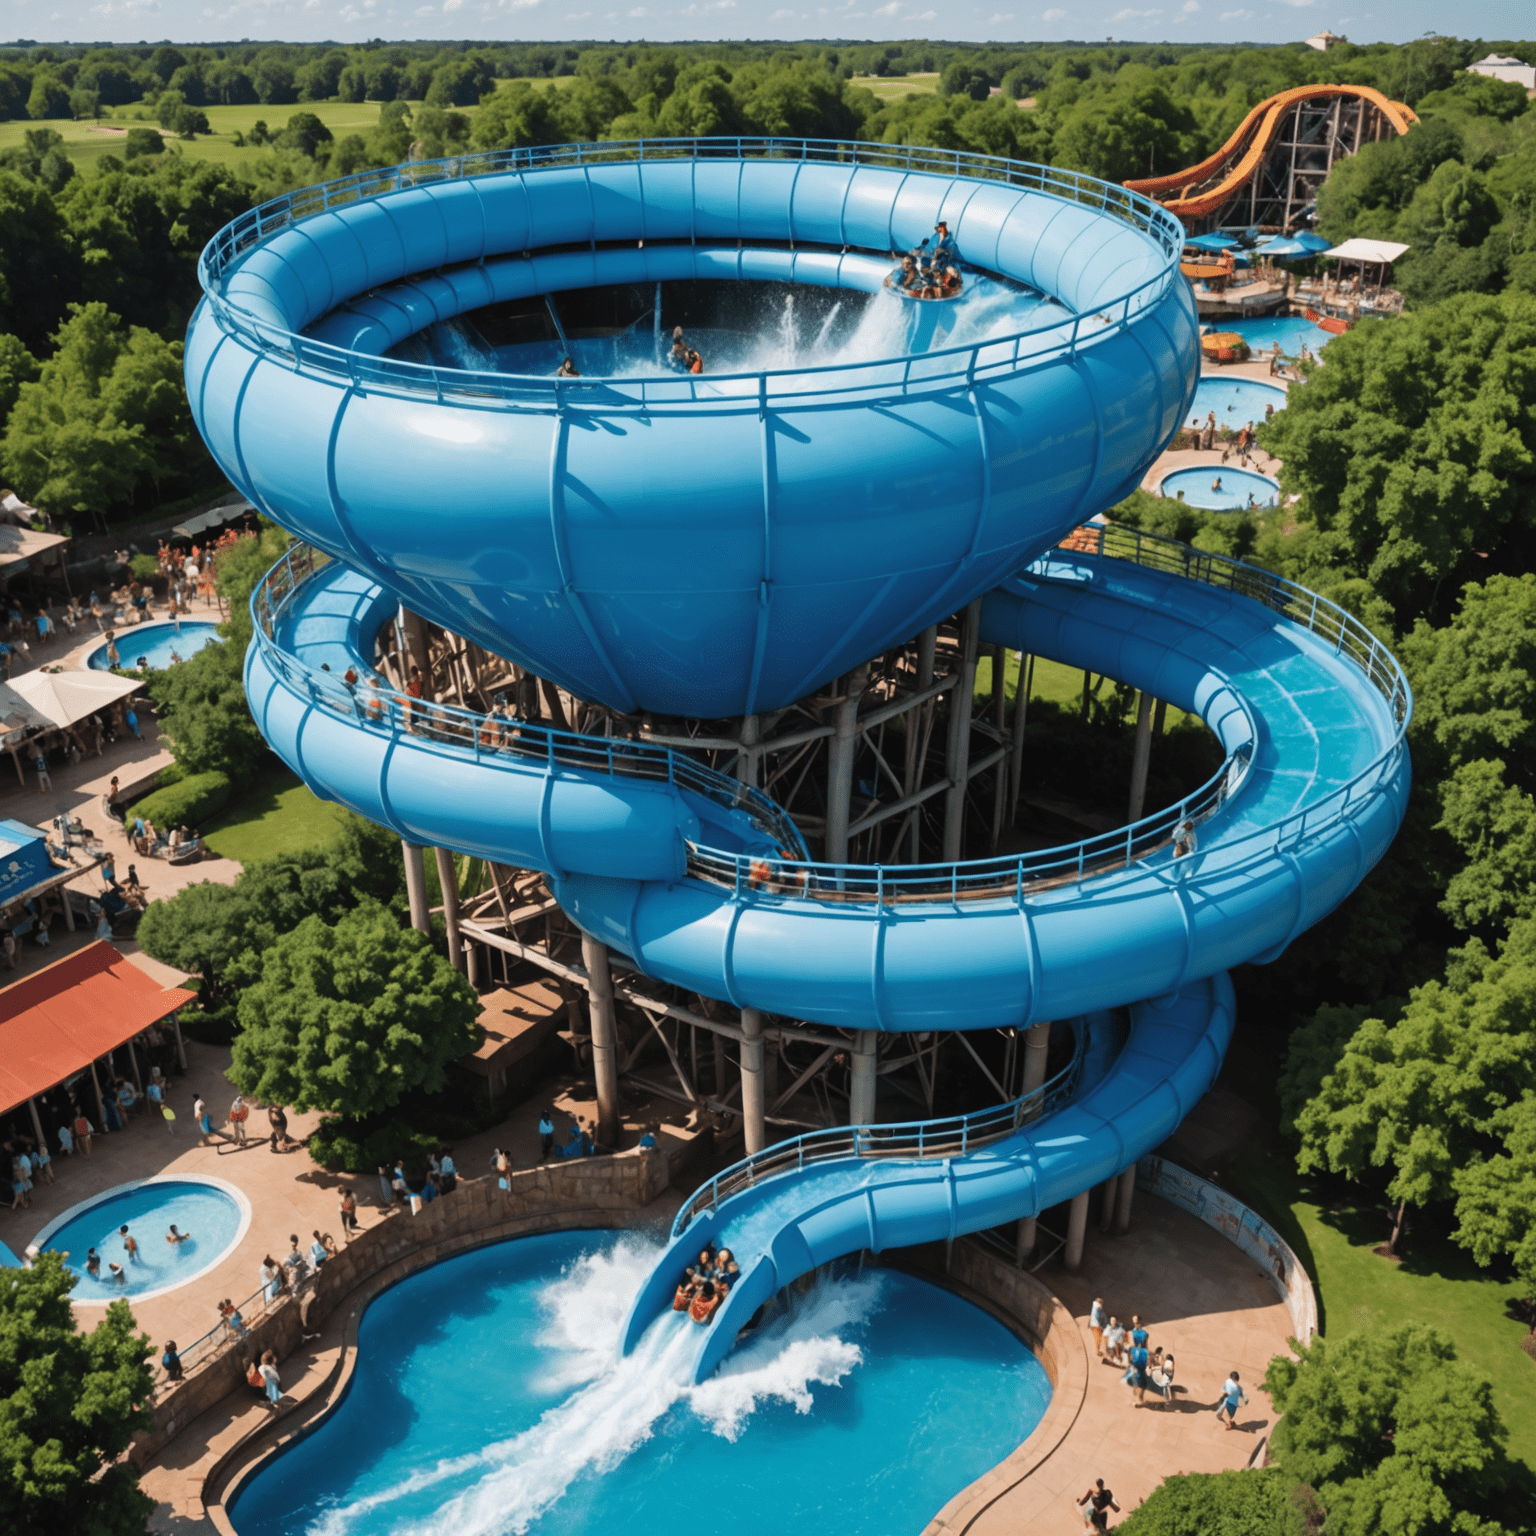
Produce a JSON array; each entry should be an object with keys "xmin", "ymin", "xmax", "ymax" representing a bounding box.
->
[{"xmin": 971, "ymin": 1194, "xmax": 1291, "ymax": 1533}]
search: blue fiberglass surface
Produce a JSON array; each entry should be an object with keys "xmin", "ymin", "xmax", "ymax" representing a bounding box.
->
[
  {"xmin": 88, "ymin": 622, "xmax": 220, "ymax": 671},
  {"xmin": 1224, "ymin": 314, "xmax": 1336, "ymax": 356},
  {"xmin": 1159, "ymin": 466, "xmax": 1280, "ymax": 511},
  {"xmin": 188, "ymin": 145, "xmax": 1198, "ymax": 717},
  {"xmin": 1186, "ymin": 376, "xmax": 1289, "ymax": 429},
  {"xmin": 228, "ymin": 1231, "xmax": 1049, "ymax": 1536},
  {"xmin": 36, "ymin": 1180, "xmax": 243, "ymax": 1300}
]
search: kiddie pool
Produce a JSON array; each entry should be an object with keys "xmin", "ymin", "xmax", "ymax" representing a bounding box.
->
[
  {"xmin": 28, "ymin": 1175, "xmax": 249, "ymax": 1303},
  {"xmin": 1158, "ymin": 466, "xmax": 1280, "ymax": 512},
  {"xmin": 88, "ymin": 621, "xmax": 221, "ymax": 671}
]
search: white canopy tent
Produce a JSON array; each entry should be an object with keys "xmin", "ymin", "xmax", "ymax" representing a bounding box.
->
[
  {"xmin": 7, "ymin": 667, "xmax": 142, "ymax": 730},
  {"xmin": 1322, "ymin": 239, "xmax": 1410, "ymax": 265}
]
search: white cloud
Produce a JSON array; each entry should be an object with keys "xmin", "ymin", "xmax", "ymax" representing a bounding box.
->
[
  {"xmin": 771, "ymin": 5, "xmax": 796, "ymax": 13},
  {"xmin": 989, "ymin": 8, "xmax": 1014, "ymax": 16},
  {"xmin": 1220, "ymin": 5, "xmax": 1252, "ymax": 13},
  {"xmin": 1267, "ymin": 0, "xmax": 1318, "ymax": 6},
  {"xmin": 1112, "ymin": 5, "xmax": 1162, "ymax": 15},
  {"xmin": 89, "ymin": 0, "xmax": 161, "ymax": 15},
  {"xmin": 500, "ymin": 0, "xmax": 541, "ymax": 9},
  {"xmin": 628, "ymin": 4, "xmax": 648, "ymax": 12},
  {"xmin": 1042, "ymin": 6, "xmax": 1067, "ymax": 16},
  {"xmin": 873, "ymin": 0, "xmax": 899, "ymax": 11},
  {"xmin": 1181, "ymin": 0, "xmax": 1199, "ymax": 9}
]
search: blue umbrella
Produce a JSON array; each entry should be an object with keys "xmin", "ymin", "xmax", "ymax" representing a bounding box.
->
[
  {"xmin": 1186, "ymin": 233, "xmax": 1239, "ymax": 252},
  {"xmin": 1292, "ymin": 231, "xmax": 1331, "ymax": 253},
  {"xmin": 1254, "ymin": 235, "xmax": 1319, "ymax": 259}
]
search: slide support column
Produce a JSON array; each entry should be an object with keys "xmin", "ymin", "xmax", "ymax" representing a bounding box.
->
[
  {"xmin": 1115, "ymin": 1166, "xmax": 1137, "ymax": 1233},
  {"xmin": 849, "ymin": 1030, "xmax": 877, "ymax": 1126},
  {"xmin": 433, "ymin": 847, "xmax": 463, "ymax": 973},
  {"xmin": 740, "ymin": 1008, "xmax": 766, "ymax": 1155},
  {"xmin": 581, "ymin": 935, "xmax": 620, "ymax": 1145},
  {"xmin": 1014, "ymin": 1021, "xmax": 1053, "ymax": 1262},
  {"xmin": 1128, "ymin": 691, "xmax": 1154, "ymax": 824},
  {"xmin": 825, "ymin": 666, "xmax": 869, "ymax": 864},
  {"xmin": 943, "ymin": 600, "xmax": 983, "ymax": 862},
  {"xmin": 402, "ymin": 841, "xmax": 430, "ymax": 934},
  {"xmin": 1064, "ymin": 1189, "xmax": 1090, "ymax": 1273}
]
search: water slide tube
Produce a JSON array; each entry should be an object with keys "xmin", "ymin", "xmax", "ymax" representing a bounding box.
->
[
  {"xmin": 1123, "ymin": 85, "xmax": 1416, "ymax": 223},
  {"xmin": 186, "ymin": 140, "xmax": 1198, "ymax": 719},
  {"xmin": 196, "ymin": 145, "xmax": 1410, "ymax": 1382}
]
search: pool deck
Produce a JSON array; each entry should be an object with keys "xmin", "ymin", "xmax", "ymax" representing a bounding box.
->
[{"xmin": 931, "ymin": 1194, "xmax": 1293, "ymax": 1534}]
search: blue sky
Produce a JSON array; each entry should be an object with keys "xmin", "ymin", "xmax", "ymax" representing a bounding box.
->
[{"xmin": 9, "ymin": 0, "xmax": 1532, "ymax": 51}]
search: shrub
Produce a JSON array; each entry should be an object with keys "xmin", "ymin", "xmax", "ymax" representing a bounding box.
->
[
  {"xmin": 132, "ymin": 768, "xmax": 231, "ymax": 828},
  {"xmin": 123, "ymin": 127, "xmax": 163, "ymax": 158},
  {"xmin": 128, "ymin": 553, "xmax": 158, "ymax": 582}
]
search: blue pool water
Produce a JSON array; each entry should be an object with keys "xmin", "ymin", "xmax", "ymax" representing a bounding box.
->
[
  {"xmin": 37, "ymin": 1178, "xmax": 245, "ymax": 1300},
  {"xmin": 230, "ymin": 1231, "xmax": 1051, "ymax": 1536},
  {"xmin": 1224, "ymin": 314, "xmax": 1336, "ymax": 357},
  {"xmin": 88, "ymin": 621, "xmax": 221, "ymax": 671},
  {"xmin": 1160, "ymin": 466, "xmax": 1280, "ymax": 512},
  {"xmin": 1187, "ymin": 377, "xmax": 1288, "ymax": 432}
]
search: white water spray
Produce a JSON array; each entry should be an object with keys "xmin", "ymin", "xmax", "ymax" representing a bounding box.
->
[{"xmin": 307, "ymin": 1239, "xmax": 880, "ymax": 1536}]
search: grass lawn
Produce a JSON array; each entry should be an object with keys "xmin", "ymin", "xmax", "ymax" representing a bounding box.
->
[
  {"xmin": 1224, "ymin": 1140, "xmax": 1536, "ymax": 1471},
  {"xmin": 202, "ymin": 764, "xmax": 351, "ymax": 863},
  {"xmin": 852, "ymin": 73, "xmax": 941, "ymax": 101},
  {"xmin": 3, "ymin": 98, "xmax": 436, "ymax": 175}
]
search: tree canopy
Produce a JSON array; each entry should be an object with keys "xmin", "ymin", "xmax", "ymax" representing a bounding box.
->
[
  {"xmin": 230, "ymin": 897, "xmax": 479, "ymax": 1119},
  {"xmin": 0, "ymin": 1254, "xmax": 155, "ymax": 1536}
]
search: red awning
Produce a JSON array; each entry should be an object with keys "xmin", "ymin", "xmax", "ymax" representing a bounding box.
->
[{"xmin": 0, "ymin": 942, "xmax": 195, "ymax": 1115}]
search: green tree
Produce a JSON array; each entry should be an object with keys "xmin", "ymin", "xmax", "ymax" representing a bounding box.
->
[
  {"xmin": 1257, "ymin": 291, "xmax": 1536, "ymax": 629},
  {"xmin": 231, "ymin": 898, "xmax": 479, "ymax": 1119},
  {"xmin": 1118, "ymin": 1468, "xmax": 1320, "ymax": 1536},
  {"xmin": 146, "ymin": 637, "xmax": 266, "ymax": 781},
  {"xmin": 0, "ymin": 1253, "xmax": 155, "ymax": 1536},
  {"xmin": 1052, "ymin": 71, "xmax": 1197, "ymax": 183},
  {"xmin": 25, "ymin": 70, "xmax": 71, "ymax": 121},
  {"xmin": 1436, "ymin": 759, "xmax": 1536, "ymax": 931},
  {"xmin": 0, "ymin": 330, "xmax": 37, "ymax": 435},
  {"xmin": 0, "ymin": 170, "xmax": 78, "ymax": 351},
  {"xmin": 1264, "ymin": 1326, "xmax": 1528, "ymax": 1535},
  {"xmin": 2, "ymin": 302, "xmax": 205, "ymax": 526},
  {"xmin": 123, "ymin": 127, "xmax": 163, "ymax": 159}
]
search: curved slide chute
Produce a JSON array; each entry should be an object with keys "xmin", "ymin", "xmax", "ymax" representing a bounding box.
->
[
  {"xmin": 1124, "ymin": 84, "xmax": 1417, "ymax": 224},
  {"xmin": 196, "ymin": 146, "xmax": 1410, "ymax": 1385}
]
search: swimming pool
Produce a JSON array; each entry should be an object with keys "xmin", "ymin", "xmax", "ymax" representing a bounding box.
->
[
  {"xmin": 30, "ymin": 1175, "xmax": 249, "ymax": 1302},
  {"xmin": 1159, "ymin": 466, "xmax": 1280, "ymax": 512},
  {"xmin": 1223, "ymin": 313, "xmax": 1335, "ymax": 357},
  {"xmin": 1188, "ymin": 377, "xmax": 1288, "ymax": 432},
  {"xmin": 229, "ymin": 1230, "xmax": 1052, "ymax": 1536},
  {"xmin": 88, "ymin": 621, "xmax": 222, "ymax": 671}
]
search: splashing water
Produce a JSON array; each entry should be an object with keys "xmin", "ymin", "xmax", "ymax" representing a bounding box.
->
[
  {"xmin": 304, "ymin": 1240, "xmax": 874, "ymax": 1536},
  {"xmin": 230, "ymin": 1229, "xmax": 1050, "ymax": 1536}
]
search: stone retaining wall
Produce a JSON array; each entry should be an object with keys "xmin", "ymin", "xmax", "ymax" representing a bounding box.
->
[{"xmin": 136, "ymin": 1148, "xmax": 670, "ymax": 1466}]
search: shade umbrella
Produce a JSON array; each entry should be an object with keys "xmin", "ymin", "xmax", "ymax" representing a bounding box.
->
[
  {"xmin": 1291, "ymin": 231, "xmax": 1331, "ymax": 253},
  {"xmin": 1186, "ymin": 233, "xmax": 1239, "ymax": 252},
  {"xmin": 1253, "ymin": 235, "xmax": 1319, "ymax": 259}
]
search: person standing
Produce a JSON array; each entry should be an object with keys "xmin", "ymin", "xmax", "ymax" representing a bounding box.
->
[
  {"xmin": 34, "ymin": 749, "xmax": 50, "ymax": 794},
  {"xmin": 538, "ymin": 1109, "xmax": 555, "ymax": 1161},
  {"xmin": 1216, "ymin": 1368, "xmax": 1248, "ymax": 1430},
  {"xmin": 229, "ymin": 1093, "xmax": 249, "ymax": 1146},
  {"xmin": 268, "ymin": 1103, "xmax": 289, "ymax": 1153},
  {"xmin": 438, "ymin": 1148, "xmax": 456, "ymax": 1193},
  {"xmin": 120, "ymin": 1225, "xmax": 139, "ymax": 1264},
  {"xmin": 1077, "ymin": 1480, "xmax": 1119, "ymax": 1531},
  {"xmin": 1089, "ymin": 1298, "xmax": 1107, "ymax": 1359},
  {"xmin": 259, "ymin": 1351, "xmax": 282, "ymax": 1409},
  {"xmin": 339, "ymin": 1188, "xmax": 358, "ymax": 1238}
]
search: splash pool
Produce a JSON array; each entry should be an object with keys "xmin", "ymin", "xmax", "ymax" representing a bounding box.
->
[
  {"xmin": 228, "ymin": 1230, "xmax": 1051, "ymax": 1536},
  {"xmin": 1188, "ymin": 377, "xmax": 1288, "ymax": 431},
  {"xmin": 1224, "ymin": 313, "xmax": 1335, "ymax": 357},
  {"xmin": 89, "ymin": 621, "xmax": 221, "ymax": 671},
  {"xmin": 1159, "ymin": 466, "xmax": 1280, "ymax": 511},
  {"xmin": 31, "ymin": 1175, "xmax": 248, "ymax": 1302}
]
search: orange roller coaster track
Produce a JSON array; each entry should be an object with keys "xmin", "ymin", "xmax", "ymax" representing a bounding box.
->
[{"xmin": 1125, "ymin": 84, "xmax": 1417, "ymax": 231}]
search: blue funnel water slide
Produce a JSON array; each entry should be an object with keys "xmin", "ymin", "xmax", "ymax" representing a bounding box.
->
[{"xmin": 189, "ymin": 143, "xmax": 1409, "ymax": 1384}]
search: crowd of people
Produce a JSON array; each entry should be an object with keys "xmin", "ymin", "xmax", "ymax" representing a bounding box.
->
[{"xmin": 377, "ymin": 1145, "xmax": 460, "ymax": 1211}]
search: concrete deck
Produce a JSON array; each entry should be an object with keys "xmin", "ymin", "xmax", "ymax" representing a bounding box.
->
[{"xmin": 965, "ymin": 1194, "xmax": 1291, "ymax": 1532}]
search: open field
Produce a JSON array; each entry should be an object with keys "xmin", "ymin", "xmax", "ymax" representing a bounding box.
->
[
  {"xmin": 202, "ymin": 763, "xmax": 352, "ymax": 862},
  {"xmin": 852, "ymin": 73, "xmax": 941, "ymax": 101}
]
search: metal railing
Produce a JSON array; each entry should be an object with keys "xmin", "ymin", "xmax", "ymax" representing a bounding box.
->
[
  {"xmin": 680, "ymin": 522, "xmax": 1411, "ymax": 906},
  {"xmin": 254, "ymin": 524, "xmax": 1410, "ymax": 916},
  {"xmin": 672, "ymin": 1019, "xmax": 1086, "ymax": 1235},
  {"xmin": 157, "ymin": 1274, "xmax": 288, "ymax": 1388},
  {"xmin": 196, "ymin": 138, "xmax": 1187, "ymax": 411},
  {"xmin": 251, "ymin": 545, "xmax": 807, "ymax": 859}
]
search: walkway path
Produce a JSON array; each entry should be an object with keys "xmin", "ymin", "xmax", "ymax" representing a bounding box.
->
[{"xmin": 958, "ymin": 1194, "xmax": 1291, "ymax": 1533}]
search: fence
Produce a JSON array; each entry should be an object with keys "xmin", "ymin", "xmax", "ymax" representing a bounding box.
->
[
  {"xmin": 672, "ymin": 1020, "xmax": 1085, "ymax": 1235},
  {"xmin": 196, "ymin": 137, "xmax": 1187, "ymax": 410}
]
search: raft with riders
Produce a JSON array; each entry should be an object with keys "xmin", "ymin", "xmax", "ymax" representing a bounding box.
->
[
  {"xmin": 673, "ymin": 1242, "xmax": 742, "ymax": 1326},
  {"xmin": 885, "ymin": 221, "xmax": 963, "ymax": 301}
]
